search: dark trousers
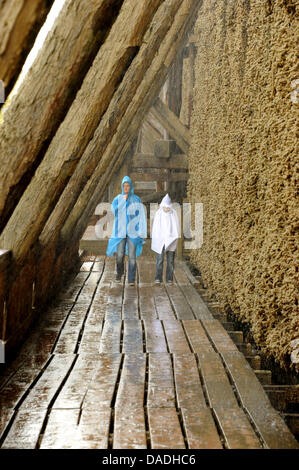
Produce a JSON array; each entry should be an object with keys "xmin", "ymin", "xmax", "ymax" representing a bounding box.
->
[
  {"xmin": 116, "ymin": 236, "xmax": 136, "ymax": 282},
  {"xmin": 155, "ymin": 245, "xmax": 175, "ymax": 282}
]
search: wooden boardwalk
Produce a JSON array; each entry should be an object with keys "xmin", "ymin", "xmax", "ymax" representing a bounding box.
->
[{"xmin": 0, "ymin": 256, "xmax": 298, "ymax": 449}]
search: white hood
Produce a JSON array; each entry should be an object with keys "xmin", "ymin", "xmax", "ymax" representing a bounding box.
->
[{"xmin": 151, "ymin": 194, "xmax": 180, "ymax": 254}]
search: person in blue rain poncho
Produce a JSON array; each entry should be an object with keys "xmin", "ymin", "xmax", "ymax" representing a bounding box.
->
[{"xmin": 106, "ymin": 175, "xmax": 147, "ymax": 285}]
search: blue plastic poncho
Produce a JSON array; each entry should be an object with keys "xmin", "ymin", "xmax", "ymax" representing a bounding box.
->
[{"xmin": 106, "ymin": 175, "xmax": 147, "ymax": 258}]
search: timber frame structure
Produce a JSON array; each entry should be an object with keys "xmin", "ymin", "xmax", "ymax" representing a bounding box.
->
[{"xmin": 0, "ymin": 0, "xmax": 200, "ymax": 361}]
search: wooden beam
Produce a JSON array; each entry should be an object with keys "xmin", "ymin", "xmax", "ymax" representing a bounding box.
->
[
  {"xmin": 151, "ymin": 97, "xmax": 190, "ymax": 154},
  {"xmin": 0, "ymin": 0, "xmax": 164, "ymax": 262},
  {"xmin": 132, "ymin": 153, "xmax": 188, "ymax": 169},
  {"xmin": 130, "ymin": 172, "xmax": 189, "ymax": 182},
  {"xmin": 0, "ymin": 0, "xmax": 53, "ymax": 92},
  {"xmin": 0, "ymin": 0, "xmax": 124, "ymax": 231},
  {"xmin": 60, "ymin": 0, "xmax": 202, "ymax": 244}
]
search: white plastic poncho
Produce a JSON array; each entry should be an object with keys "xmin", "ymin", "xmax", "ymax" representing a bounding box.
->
[{"xmin": 151, "ymin": 194, "xmax": 180, "ymax": 254}]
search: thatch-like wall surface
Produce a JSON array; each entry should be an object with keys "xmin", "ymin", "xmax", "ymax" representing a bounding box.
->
[{"xmin": 187, "ymin": 0, "xmax": 298, "ymax": 370}]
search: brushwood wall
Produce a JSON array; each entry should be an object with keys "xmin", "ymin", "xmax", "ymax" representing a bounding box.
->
[{"xmin": 187, "ymin": 0, "xmax": 298, "ymax": 371}]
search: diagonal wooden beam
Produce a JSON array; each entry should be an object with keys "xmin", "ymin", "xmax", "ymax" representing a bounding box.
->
[
  {"xmin": 60, "ymin": 0, "xmax": 202, "ymax": 245},
  {"xmin": 0, "ymin": 0, "xmax": 164, "ymax": 262},
  {"xmin": 0, "ymin": 0, "xmax": 124, "ymax": 231},
  {"xmin": 151, "ymin": 97, "xmax": 190, "ymax": 154}
]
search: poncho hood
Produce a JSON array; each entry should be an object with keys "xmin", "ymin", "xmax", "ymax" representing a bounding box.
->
[{"xmin": 121, "ymin": 175, "xmax": 134, "ymax": 196}]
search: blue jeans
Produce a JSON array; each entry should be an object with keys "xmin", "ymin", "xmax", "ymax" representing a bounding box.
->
[
  {"xmin": 155, "ymin": 245, "xmax": 175, "ymax": 282},
  {"xmin": 116, "ymin": 236, "xmax": 136, "ymax": 282}
]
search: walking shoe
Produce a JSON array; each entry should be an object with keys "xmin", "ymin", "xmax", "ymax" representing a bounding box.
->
[
  {"xmin": 128, "ymin": 281, "xmax": 135, "ymax": 286},
  {"xmin": 166, "ymin": 280, "xmax": 173, "ymax": 285},
  {"xmin": 115, "ymin": 276, "xmax": 122, "ymax": 283},
  {"xmin": 154, "ymin": 279, "xmax": 161, "ymax": 284}
]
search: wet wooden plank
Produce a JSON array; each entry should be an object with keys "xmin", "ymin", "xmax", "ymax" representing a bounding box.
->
[
  {"xmin": 0, "ymin": 408, "xmax": 15, "ymax": 440},
  {"xmin": 148, "ymin": 408, "xmax": 185, "ymax": 449},
  {"xmin": 113, "ymin": 408, "xmax": 147, "ymax": 449},
  {"xmin": 165, "ymin": 284, "xmax": 195, "ymax": 320},
  {"xmin": 75, "ymin": 283, "xmax": 98, "ymax": 304},
  {"xmin": 182, "ymin": 319, "xmax": 214, "ymax": 352},
  {"xmin": 181, "ymin": 407, "xmax": 223, "ymax": 449},
  {"xmin": 40, "ymin": 408, "xmax": 111, "ymax": 449},
  {"xmin": 139, "ymin": 285, "xmax": 157, "ymax": 320},
  {"xmin": 154, "ymin": 287, "xmax": 177, "ymax": 321},
  {"xmin": 82, "ymin": 353, "xmax": 122, "ymax": 409},
  {"xmin": 137, "ymin": 259, "xmax": 156, "ymax": 284},
  {"xmin": 115, "ymin": 354, "xmax": 146, "ymax": 409},
  {"xmin": 122, "ymin": 320, "xmax": 143, "ymax": 353},
  {"xmin": 17, "ymin": 329, "xmax": 60, "ymax": 357},
  {"xmin": 196, "ymin": 348, "xmax": 239, "ymax": 410},
  {"xmin": 80, "ymin": 261, "xmax": 93, "ymax": 272},
  {"xmin": 78, "ymin": 329, "xmax": 103, "ymax": 353},
  {"xmin": 173, "ymin": 354, "xmax": 206, "ymax": 408},
  {"xmin": 20, "ymin": 354, "xmax": 76, "ymax": 409},
  {"xmin": 162, "ymin": 319, "xmax": 191, "ymax": 353},
  {"xmin": 0, "ymin": 367, "xmax": 46, "ymax": 409},
  {"xmin": 200, "ymin": 318, "xmax": 240, "ymax": 353},
  {"xmin": 213, "ymin": 407, "xmax": 262, "ymax": 449},
  {"xmin": 1, "ymin": 409, "xmax": 47, "ymax": 449},
  {"xmin": 52, "ymin": 354, "xmax": 100, "ymax": 409},
  {"xmin": 147, "ymin": 353, "xmax": 176, "ymax": 408},
  {"xmin": 52, "ymin": 303, "xmax": 90, "ymax": 353},
  {"xmin": 220, "ymin": 351, "xmax": 299, "ymax": 449},
  {"xmin": 143, "ymin": 319, "xmax": 168, "ymax": 352},
  {"xmin": 174, "ymin": 280, "xmax": 213, "ymax": 320},
  {"xmin": 123, "ymin": 286, "xmax": 139, "ymax": 320},
  {"xmin": 99, "ymin": 318, "xmax": 122, "ymax": 353}
]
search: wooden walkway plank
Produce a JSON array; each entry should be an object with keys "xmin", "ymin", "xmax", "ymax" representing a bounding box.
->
[
  {"xmin": 173, "ymin": 354, "xmax": 206, "ymax": 408},
  {"xmin": 115, "ymin": 353, "xmax": 146, "ymax": 410},
  {"xmin": 213, "ymin": 407, "xmax": 262, "ymax": 449},
  {"xmin": 113, "ymin": 408, "xmax": 147, "ymax": 449},
  {"xmin": 122, "ymin": 320, "xmax": 144, "ymax": 353},
  {"xmin": 165, "ymin": 284, "xmax": 195, "ymax": 320},
  {"xmin": 82, "ymin": 353, "xmax": 122, "ymax": 409},
  {"xmin": 40, "ymin": 408, "xmax": 112, "ymax": 449},
  {"xmin": 52, "ymin": 354, "xmax": 100, "ymax": 409},
  {"xmin": 148, "ymin": 408, "xmax": 185, "ymax": 449},
  {"xmin": 0, "ymin": 408, "xmax": 15, "ymax": 441},
  {"xmin": 196, "ymin": 348, "xmax": 240, "ymax": 410},
  {"xmin": 1, "ymin": 409, "xmax": 48, "ymax": 449},
  {"xmin": 154, "ymin": 286, "xmax": 177, "ymax": 321},
  {"xmin": 123, "ymin": 286, "xmax": 139, "ymax": 320},
  {"xmin": 162, "ymin": 319, "xmax": 191, "ymax": 353},
  {"xmin": 147, "ymin": 353, "xmax": 176, "ymax": 408},
  {"xmin": 175, "ymin": 273, "xmax": 213, "ymax": 320},
  {"xmin": 98, "ymin": 318, "xmax": 122, "ymax": 353},
  {"xmin": 139, "ymin": 285, "xmax": 157, "ymax": 320},
  {"xmin": 182, "ymin": 319, "xmax": 214, "ymax": 352},
  {"xmin": 180, "ymin": 407, "xmax": 223, "ymax": 449},
  {"xmin": 20, "ymin": 354, "xmax": 77, "ymax": 410},
  {"xmin": 137, "ymin": 259, "xmax": 156, "ymax": 285},
  {"xmin": 143, "ymin": 319, "xmax": 168, "ymax": 352},
  {"xmin": 200, "ymin": 318, "xmax": 241, "ymax": 353},
  {"xmin": 220, "ymin": 351, "xmax": 299, "ymax": 449}
]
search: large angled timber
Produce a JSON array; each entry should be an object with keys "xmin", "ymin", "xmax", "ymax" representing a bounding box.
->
[
  {"xmin": 0, "ymin": 0, "xmax": 163, "ymax": 262},
  {"xmin": 61, "ymin": 0, "xmax": 202, "ymax": 244},
  {"xmin": 0, "ymin": 0, "xmax": 52, "ymax": 92},
  {"xmin": 151, "ymin": 97, "xmax": 190, "ymax": 154},
  {"xmin": 39, "ymin": 0, "xmax": 186, "ymax": 247},
  {"xmin": 0, "ymin": 0, "xmax": 123, "ymax": 230}
]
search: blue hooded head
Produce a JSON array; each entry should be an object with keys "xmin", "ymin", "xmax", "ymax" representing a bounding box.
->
[{"xmin": 121, "ymin": 175, "xmax": 134, "ymax": 196}]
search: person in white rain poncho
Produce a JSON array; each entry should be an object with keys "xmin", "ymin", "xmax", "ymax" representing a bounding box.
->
[{"xmin": 151, "ymin": 193, "xmax": 180, "ymax": 284}]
